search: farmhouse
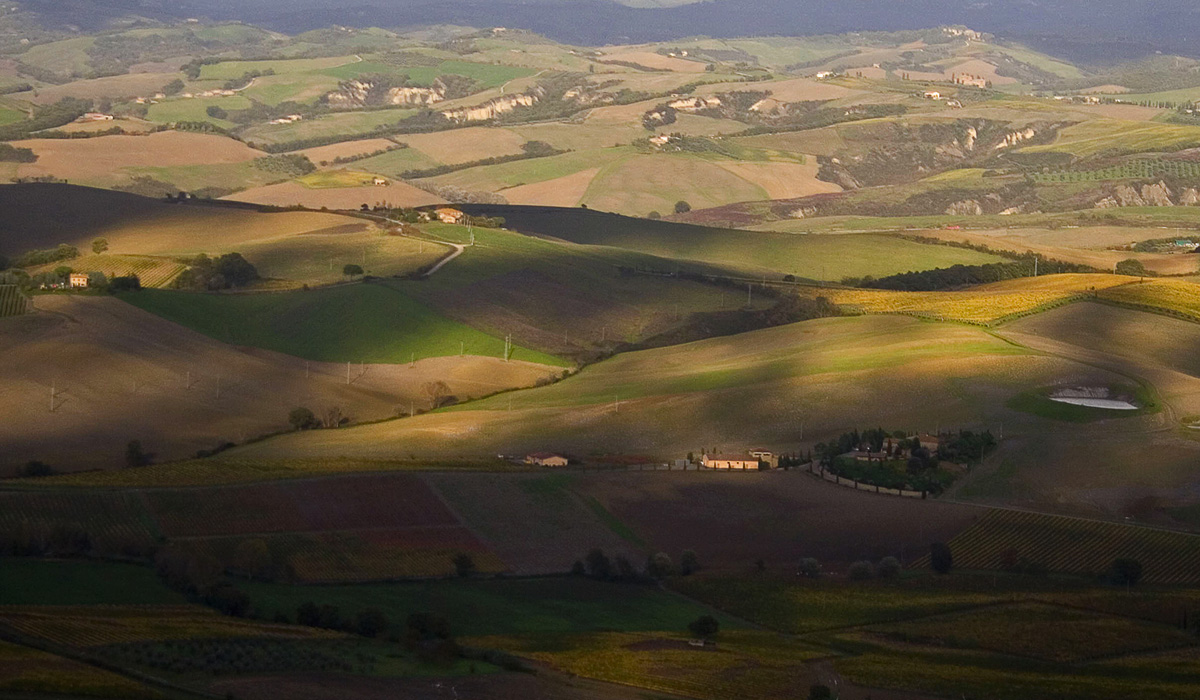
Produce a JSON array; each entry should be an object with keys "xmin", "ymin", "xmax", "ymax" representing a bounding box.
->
[
  {"xmin": 435, "ymin": 207, "xmax": 467, "ymax": 224},
  {"xmin": 68, "ymin": 273, "xmax": 89, "ymax": 289},
  {"xmin": 702, "ymin": 454, "xmax": 761, "ymax": 470},
  {"xmin": 525, "ymin": 453, "xmax": 569, "ymax": 467},
  {"xmin": 79, "ymin": 112, "xmax": 114, "ymax": 122},
  {"xmin": 918, "ymin": 434, "xmax": 942, "ymax": 451},
  {"xmin": 372, "ymin": 177, "xmax": 389, "ymax": 186},
  {"xmin": 750, "ymin": 449, "xmax": 778, "ymax": 468},
  {"xmin": 953, "ymin": 74, "xmax": 989, "ymax": 89},
  {"xmin": 923, "ymin": 91, "xmax": 942, "ymax": 100}
]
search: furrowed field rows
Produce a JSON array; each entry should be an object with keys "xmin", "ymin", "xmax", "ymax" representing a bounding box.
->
[
  {"xmin": 918, "ymin": 509, "xmax": 1200, "ymax": 583},
  {"xmin": 0, "ymin": 285, "xmax": 31, "ymax": 317},
  {"xmin": 0, "ymin": 640, "xmax": 158, "ymax": 699},
  {"xmin": 0, "ymin": 491, "xmax": 158, "ymax": 550},
  {"xmin": 0, "ymin": 606, "xmax": 341, "ymax": 648}
]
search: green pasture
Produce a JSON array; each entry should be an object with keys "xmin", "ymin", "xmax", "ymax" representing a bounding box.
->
[
  {"xmin": 425, "ymin": 148, "xmax": 633, "ymax": 190},
  {"xmin": 146, "ymin": 95, "xmax": 252, "ymax": 129},
  {"xmin": 0, "ymin": 560, "xmax": 183, "ymax": 606},
  {"xmin": 349, "ymin": 145, "xmax": 442, "ymax": 175},
  {"xmin": 0, "ymin": 105, "xmax": 25, "ymax": 127},
  {"xmin": 1020, "ymin": 119, "xmax": 1200, "ymax": 158},
  {"xmin": 241, "ymin": 108, "xmax": 418, "ymax": 146},
  {"xmin": 244, "ymin": 577, "xmax": 743, "ymax": 638},
  {"xmin": 119, "ymin": 284, "xmax": 563, "ymax": 366},
  {"xmin": 198, "ymin": 56, "xmax": 358, "ymax": 80}
]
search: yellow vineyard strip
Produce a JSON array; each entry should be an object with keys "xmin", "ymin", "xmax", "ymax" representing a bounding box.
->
[
  {"xmin": 1097, "ymin": 278, "xmax": 1200, "ymax": 322},
  {"xmin": 29, "ymin": 254, "xmax": 187, "ymax": 289},
  {"xmin": 471, "ymin": 631, "xmax": 824, "ymax": 700},
  {"xmin": 802, "ymin": 274, "xmax": 1141, "ymax": 325}
]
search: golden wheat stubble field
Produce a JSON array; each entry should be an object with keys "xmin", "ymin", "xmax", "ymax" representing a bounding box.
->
[{"xmin": 0, "ymin": 295, "xmax": 556, "ymax": 473}]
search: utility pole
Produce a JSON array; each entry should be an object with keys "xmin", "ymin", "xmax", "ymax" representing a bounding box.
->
[
  {"xmin": 504, "ymin": 335, "xmax": 512, "ymax": 361},
  {"xmin": 460, "ymin": 341, "xmax": 464, "ymax": 356},
  {"xmin": 410, "ymin": 353, "xmax": 415, "ymax": 368},
  {"xmin": 1034, "ymin": 255, "xmax": 1039, "ymax": 277},
  {"xmin": 346, "ymin": 362, "xmax": 351, "ymax": 385},
  {"xmin": 49, "ymin": 380, "xmax": 55, "ymax": 413},
  {"xmin": 216, "ymin": 374, "xmax": 222, "ymax": 399},
  {"xmin": 305, "ymin": 362, "xmax": 310, "ymax": 380},
  {"xmin": 746, "ymin": 283, "xmax": 752, "ymax": 307},
  {"xmin": 186, "ymin": 370, "xmax": 192, "ymax": 390}
]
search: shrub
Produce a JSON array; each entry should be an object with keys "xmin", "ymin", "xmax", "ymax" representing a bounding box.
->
[
  {"xmin": 453, "ymin": 552, "xmax": 476, "ymax": 578},
  {"xmin": 679, "ymin": 550, "xmax": 700, "ymax": 576},
  {"xmin": 646, "ymin": 552, "xmax": 675, "ymax": 579},
  {"xmin": 108, "ymin": 275, "xmax": 142, "ymax": 292},
  {"xmin": 877, "ymin": 556, "xmax": 902, "ymax": 579},
  {"xmin": 125, "ymin": 440, "xmax": 151, "ymax": 468},
  {"xmin": 1109, "ymin": 558, "xmax": 1144, "ymax": 586},
  {"xmin": 798, "ymin": 557, "xmax": 821, "ymax": 578},
  {"xmin": 356, "ymin": 608, "xmax": 389, "ymax": 638},
  {"xmin": 930, "ymin": 542, "xmax": 953, "ymax": 574},
  {"xmin": 848, "ymin": 560, "xmax": 875, "ymax": 580},
  {"xmin": 19, "ymin": 461, "xmax": 57, "ymax": 478},
  {"xmin": 585, "ymin": 548, "xmax": 613, "ymax": 580},
  {"xmin": 288, "ymin": 407, "xmax": 319, "ymax": 431},
  {"xmin": 688, "ymin": 615, "xmax": 720, "ymax": 640},
  {"xmin": 674, "ymin": 200, "xmax": 692, "ymax": 214},
  {"xmin": 343, "ymin": 264, "xmax": 364, "ymax": 277}
]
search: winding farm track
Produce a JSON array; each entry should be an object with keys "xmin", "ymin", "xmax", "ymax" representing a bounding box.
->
[{"xmin": 359, "ymin": 212, "xmax": 465, "ymax": 277}]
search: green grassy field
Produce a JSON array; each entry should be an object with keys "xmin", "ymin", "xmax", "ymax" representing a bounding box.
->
[
  {"xmin": 236, "ymin": 231, "xmax": 446, "ymax": 286},
  {"xmin": 0, "ymin": 105, "xmax": 25, "ymax": 126},
  {"xmin": 119, "ymin": 284, "xmax": 564, "ymax": 366},
  {"xmin": 146, "ymin": 95, "xmax": 252, "ymax": 129},
  {"xmin": 463, "ymin": 206, "xmax": 1008, "ymax": 280},
  {"xmin": 346, "ymin": 145, "xmax": 441, "ymax": 176},
  {"xmin": 297, "ymin": 169, "xmax": 384, "ymax": 188},
  {"xmin": 241, "ymin": 109, "xmax": 419, "ymax": 147},
  {"xmin": 323, "ymin": 59, "xmax": 534, "ymax": 89},
  {"xmin": 243, "ymin": 576, "xmax": 742, "ymax": 638},
  {"xmin": 0, "ymin": 560, "xmax": 184, "ymax": 606},
  {"xmin": 1020, "ymin": 119, "xmax": 1200, "ymax": 157}
]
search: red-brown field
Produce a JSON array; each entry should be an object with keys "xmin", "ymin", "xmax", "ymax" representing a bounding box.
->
[{"xmin": 146, "ymin": 474, "xmax": 460, "ymax": 537}]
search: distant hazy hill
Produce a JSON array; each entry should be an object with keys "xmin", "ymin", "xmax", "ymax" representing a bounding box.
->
[{"xmin": 13, "ymin": 0, "xmax": 1200, "ymax": 60}]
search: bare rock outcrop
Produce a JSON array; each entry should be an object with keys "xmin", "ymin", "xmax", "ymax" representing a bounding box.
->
[
  {"xmin": 1181, "ymin": 188, "xmax": 1200, "ymax": 206},
  {"xmin": 945, "ymin": 199, "xmax": 984, "ymax": 216}
]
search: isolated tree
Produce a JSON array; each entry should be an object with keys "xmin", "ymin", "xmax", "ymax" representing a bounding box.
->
[
  {"xmin": 646, "ymin": 552, "xmax": 675, "ymax": 579},
  {"xmin": 848, "ymin": 560, "xmax": 875, "ymax": 580},
  {"xmin": 322, "ymin": 406, "xmax": 345, "ymax": 428},
  {"xmin": 1109, "ymin": 558, "xmax": 1144, "ymax": 587},
  {"xmin": 1115, "ymin": 259, "xmax": 1150, "ymax": 277},
  {"xmin": 296, "ymin": 602, "xmax": 321, "ymax": 627},
  {"xmin": 798, "ymin": 557, "xmax": 822, "ymax": 578},
  {"xmin": 125, "ymin": 440, "xmax": 150, "ymax": 468},
  {"xmin": 615, "ymin": 555, "xmax": 638, "ymax": 581},
  {"xmin": 571, "ymin": 560, "xmax": 587, "ymax": 576},
  {"xmin": 205, "ymin": 583, "xmax": 251, "ymax": 617},
  {"xmin": 877, "ymin": 556, "xmax": 902, "ymax": 579},
  {"xmin": 674, "ymin": 200, "xmax": 692, "ymax": 214},
  {"xmin": 343, "ymin": 263, "xmax": 364, "ymax": 277},
  {"xmin": 585, "ymin": 548, "xmax": 613, "ymax": 580},
  {"xmin": 163, "ymin": 78, "xmax": 185, "ymax": 96},
  {"xmin": 688, "ymin": 615, "xmax": 720, "ymax": 641},
  {"xmin": 930, "ymin": 542, "xmax": 953, "ymax": 574},
  {"xmin": 423, "ymin": 380, "xmax": 452, "ymax": 410},
  {"xmin": 356, "ymin": 608, "xmax": 390, "ymax": 638},
  {"xmin": 232, "ymin": 538, "xmax": 271, "ymax": 579},
  {"xmin": 453, "ymin": 552, "xmax": 476, "ymax": 578},
  {"xmin": 288, "ymin": 407, "xmax": 318, "ymax": 431},
  {"xmin": 647, "ymin": 210, "xmax": 662, "ymax": 220},
  {"xmin": 206, "ymin": 105, "xmax": 228, "ymax": 120},
  {"xmin": 679, "ymin": 550, "xmax": 700, "ymax": 576},
  {"xmin": 91, "ymin": 238, "xmax": 109, "ymax": 254}
]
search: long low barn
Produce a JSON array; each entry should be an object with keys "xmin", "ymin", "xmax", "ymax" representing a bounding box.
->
[{"xmin": 701, "ymin": 454, "xmax": 760, "ymax": 470}]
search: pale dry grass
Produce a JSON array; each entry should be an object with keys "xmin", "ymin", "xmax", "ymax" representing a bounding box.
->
[
  {"xmin": 15, "ymin": 131, "xmax": 263, "ymax": 185},
  {"xmin": 711, "ymin": 161, "xmax": 842, "ymax": 199},
  {"xmin": 499, "ymin": 167, "xmax": 600, "ymax": 207},
  {"xmin": 403, "ymin": 127, "xmax": 527, "ymax": 165},
  {"xmin": 599, "ymin": 51, "xmax": 709, "ymax": 73},
  {"xmin": 225, "ymin": 180, "xmax": 443, "ymax": 209},
  {"xmin": 296, "ymin": 138, "xmax": 400, "ymax": 165}
]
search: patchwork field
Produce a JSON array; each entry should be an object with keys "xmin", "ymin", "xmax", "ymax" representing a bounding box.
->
[{"xmin": 0, "ymin": 294, "xmax": 556, "ymax": 472}]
